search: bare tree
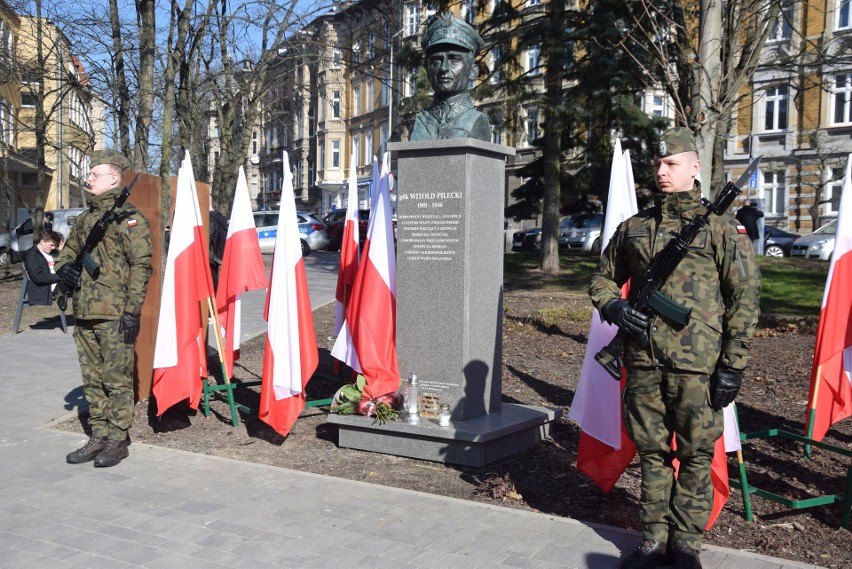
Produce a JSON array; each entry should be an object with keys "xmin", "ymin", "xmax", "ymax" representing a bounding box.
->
[{"xmin": 624, "ymin": 0, "xmax": 782, "ymax": 189}]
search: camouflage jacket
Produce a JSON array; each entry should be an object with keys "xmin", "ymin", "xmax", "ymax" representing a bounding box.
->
[
  {"xmin": 55, "ymin": 186, "xmax": 153, "ymax": 320},
  {"xmin": 589, "ymin": 187, "xmax": 761, "ymax": 374}
]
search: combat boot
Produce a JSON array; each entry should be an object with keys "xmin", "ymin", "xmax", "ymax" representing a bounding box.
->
[
  {"xmin": 620, "ymin": 539, "xmax": 667, "ymax": 569},
  {"xmin": 672, "ymin": 546, "xmax": 702, "ymax": 569},
  {"xmin": 66, "ymin": 437, "xmax": 109, "ymax": 464},
  {"xmin": 93, "ymin": 440, "xmax": 129, "ymax": 468}
]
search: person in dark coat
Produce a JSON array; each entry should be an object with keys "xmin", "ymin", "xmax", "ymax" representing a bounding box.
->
[
  {"xmin": 735, "ymin": 199, "xmax": 764, "ymax": 252},
  {"xmin": 23, "ymin": 230, "xmax": 63, "ymax": 305}
]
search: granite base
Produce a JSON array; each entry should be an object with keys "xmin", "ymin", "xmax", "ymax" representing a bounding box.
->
[{"xmin": 326, "ymin": 403, "xmax": 562, "ymax": 467}]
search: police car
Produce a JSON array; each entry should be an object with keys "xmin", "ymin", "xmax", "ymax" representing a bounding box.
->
[{"xmin": 253, "ymin": 211, "xmax": 330, "ymax": 257}]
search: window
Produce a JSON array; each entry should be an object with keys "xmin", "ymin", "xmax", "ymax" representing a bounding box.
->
[
  {"xmin": 838, "ymin": 0, "xmax": 851, "ymax": 30},
  {"xmin": 406, "ymin": 4, "xmax": 420, "ymax": 36},
  {"xmin": 527, "ymin": 0, "xmax": 541, "ymax": 6},
  {"xmin": 826, "ymin": 167, "xmax": 844, "ymax": 214},
  {"xmin": 252, "ymin": 130, "xmax": 258, "ymax": 154},
  {"xmin": 404, "ymin": 68, "xmax": 418, "ymax": 97},
  {"xmin": 527, "ymin": 43, "xmax": 541, "ymax": 74},
  {"xmin": 651, "ymin": 96, "xmax": 666, "ymax": 117},
  {"xmin": 364, "ymin": 130, "xmax": 373, "ymax": 165},
  {"xmin": 381, "ymin": 75, "xmax": 389, "ymax": 106},
  {"xmin": 297, "ymin": 112, "xmax": 304, "ymax": 138},
  {"xmin": 763, "ymin": 85, "xmax": 788, "ymax": 131},
  {"xmin": 380, "ymin": 125, "xmax": 387, "ymax": 157},
  {"xmin": 332, "ymin": 140, "xmax": 340, "ymax": 168},
  {"xmin": 332, "ymin": 45, "xmax": 341, "ymax": 68},
  {"xmin": 367, "ymin": 32, "xmax": 375, "ymax": 59},
  {"xmin": 831, "ymin": 73, "xmax": 852, "ymax": 125},
  {"xmin": 461, "ymin": 0, "xmax": 475, "ymax": 23},
  {"xmin": 366, "ymin": 81, "xmax": 375, "ymax": 112},
  {"xmin": 281, "ymin": 126, "xmax": 288, "ymax": 147},
  {"xmin": 769, "ymin": 3, "xmax": 793, "ymax": 41},
  {"xmin": 353, "ymin": 40, "xmax": 361, "ymax": 64},
  {"xmin": 525, "ymin": 106, "xmax": 539, "ymax": 146},
  {"xmin": 319, "ymin": 141, "xmax": 325, "ymax": 170},
  {"xmin": 0, "ymin": 97, "xmax": 12, "ymax": 145},
  {"xmin": 762, "ymin": 170, "xmax": 786, "ymax": 216},
  {"xmin": 384, "ymin": 22, "xmax": 391, "ymax": 49},
  {"xmin": 309, "ymin": 107, "xmax": 316, "ymax": 136},
  {"xmin": 490, "ymin": 48, "xmax": 501, "ymax": 84},
  {"xmin": 252, "ymin": 174, "xmax": 258, "ymax": 198},
  {"xmin": 353, "ymin": 84, "xmax": 362, "ymax": 116},
  {"xmin": 332, "ymin": 90, "xmax": 340, "ymax": 119},
  {"xmin": 353, "ymin": 135, "xmax": 361, "ymax": 167}
]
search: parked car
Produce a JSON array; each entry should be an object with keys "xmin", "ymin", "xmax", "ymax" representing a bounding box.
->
[
  {"xmin": 0, "ymin": 208, "xmax": 84, "ymax": 267},
  {"xmin": 323, "ymin": 209, "xmax": 369, "ymax": 251},
  {"xmin": 559, "ymin": 213, "xmax": 604, "ymax": 252},
  {"xmin": 762, "ymin": 226, "xmax": 800, "ymax": 257},
  {"xmin": 511, "ymin": 227, "xmax": 542, "ymax": 251},
  {"xmin": 790, "ymin": 219, "xmax": 836, "ymax": 261},
  {"xmin": 253, "ymin": 210, "xmax": 329, "ymax": 257}
]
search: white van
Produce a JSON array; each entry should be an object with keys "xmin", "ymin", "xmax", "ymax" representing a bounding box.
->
[{"xmin": 0, "ymin": 208, "xmax": 85, "ymax": 266}]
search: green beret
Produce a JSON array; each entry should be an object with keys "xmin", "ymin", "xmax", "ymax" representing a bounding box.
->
[
  {"xmin": 655, "ymin": 127, "xmax": 698, "ymax": 158},
  {"xmin": 421, "ymin": 12, "xmax": 485, "ymax": 54},
  {"xmin": 89, "ymin": 149, "xmax": 130, "ymax": 171}
]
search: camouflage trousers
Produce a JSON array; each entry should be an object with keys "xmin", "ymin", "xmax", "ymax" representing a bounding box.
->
[
  {"xmin": 623, "ymin": 366, "xmax": 723, "ymax": 551},
  {"xmin": 73, "ymin": 319, "xmax": 135, "ymax": 442}
]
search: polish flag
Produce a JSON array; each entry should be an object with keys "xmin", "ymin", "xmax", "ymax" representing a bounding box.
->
[
  {"xmin": 331, "ymin": 153, "xmax": 399, "ymax": 399},
  {"xmin": 570, "ymin": 139, "xmax": 638, "ymax": 491},
  {"xmin": 153, "ymin": 152, "xmax": 214, "ymax": 414},
  {"xmin": 334, "ymin": 154, "xmax": 361, "ymax": 336},
  {"xmin": 215, "ymin": 166, "xmax": 268, "ymax": 379},
  {"xmin": 258, "ymin": 153, "xmax": 318, "ymax": 436},
  {"xmin": 806, "ymin": 154, "xmax": 852, "ymax": 442}
]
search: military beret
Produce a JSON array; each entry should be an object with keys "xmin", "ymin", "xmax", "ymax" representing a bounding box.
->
[
  {"xmin": 655, "ymin": 127, "xmax": 698, "ymax": 158},
  {"xmin": 89, "ymin": 149, "xmax": 130, "ymax": 171},
  {"xmin": 421, "ymin": 12, "xmax": 485, "ymax": 54}
]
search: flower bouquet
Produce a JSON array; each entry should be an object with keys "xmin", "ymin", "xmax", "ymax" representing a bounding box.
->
[{"xmin": 329, "ymin": 374, "xmax": 400, "ymax": 425}]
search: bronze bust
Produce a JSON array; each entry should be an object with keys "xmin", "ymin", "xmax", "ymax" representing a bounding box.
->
[{"xmin": 410, "ymin": 13, "xmax": 491, "ymax": 142}]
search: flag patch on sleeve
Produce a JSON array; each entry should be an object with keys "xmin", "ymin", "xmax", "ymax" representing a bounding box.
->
[
  {"xmin": 127, "ymin": 219, "xmax": 138, "ymax": 227},
  {"xmin": 736, "ymin": 224, "xmax": 748, "ymax": 234}
]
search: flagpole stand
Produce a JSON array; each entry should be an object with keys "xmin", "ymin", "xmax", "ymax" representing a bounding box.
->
[{"xmin": 730, "ymin": 425, "xmax": 852, "ymax": 529}]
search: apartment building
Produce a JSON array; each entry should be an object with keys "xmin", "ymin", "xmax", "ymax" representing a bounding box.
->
[
  {"xmin": 0, "ymin": 0, "xmax": 34, "ymax": 229},
  {"xmin": 14, "ymin": 15, "xmax": 98, "ymax": 213},
  {"xmin": 725, "ymin": 0, "xmax": 852, "ymax": 232}
]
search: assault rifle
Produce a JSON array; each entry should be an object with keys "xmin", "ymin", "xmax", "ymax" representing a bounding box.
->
[
  {"xmin": 57, "ymin": 173, "xmax": 141, "ymax": 308},
  {"xmin": 594, "ymin": 157, "xmax": 761, "ymax": 380}
]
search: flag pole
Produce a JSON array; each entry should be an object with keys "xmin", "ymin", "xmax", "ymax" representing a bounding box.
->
[
  {"xmin": 205, "ymin": 295, "xmax": 239, "ymax": 426},
  {"xmin": 804, "ymin": 364, "xmax": 823, "ymax": 459}
]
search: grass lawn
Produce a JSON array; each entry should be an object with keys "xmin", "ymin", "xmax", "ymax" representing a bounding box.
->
[{"xmin": 504, "ymin": 250, "xmax": 829, "ymax": 318}]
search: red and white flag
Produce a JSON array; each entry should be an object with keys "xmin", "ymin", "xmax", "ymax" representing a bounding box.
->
[
  {"xmin": 215, "ymin": 166, "xmax": 268, "ymax": 379},
  {"xmin": 258, "ymin": 153, "xmax": 318, "ymax": 437},
  {"xmin": 331, "ymin": 153, "xmax": 400, "ymax": 399},
  {"xmin": 569, "ymin": 139, "xmax": 639, "ymax": 491},
  {"xmin": 334, "ymin": 153, "xmax": 361, "ymax": 336},
  {"xmin": 153, "ymin": 152, "xmax": 214, "ymax": 414},
  {"xmin": 806, "ymin": 154, "xmax": 852, "ymax": 442}
]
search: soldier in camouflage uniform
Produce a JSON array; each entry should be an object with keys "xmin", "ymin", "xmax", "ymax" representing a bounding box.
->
[
  {"xmin": 589, "ymin": 128, "xmax": 760, "ymax": 569},
  {"xmin": 56, "ymin": 149, "xmax": 153, "ymax": 468}
]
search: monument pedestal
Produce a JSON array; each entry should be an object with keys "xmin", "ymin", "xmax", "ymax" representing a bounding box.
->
[
  {"xmin": 327, "ymin": 403, "xmax": 560, "ymax": 467},
  {"xmin": 331, "ymin": 138, "xmax": 561, "ymax": 466}
]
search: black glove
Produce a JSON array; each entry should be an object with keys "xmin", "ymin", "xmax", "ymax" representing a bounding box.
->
[
  {"xmin": 710, "ymin": 365, "xmax": 743, "ymax": 410},
  {"xmin": 602, "ymin": 299, "xmax": 649, "ymax": 339},
  {"xmin": 57, "ymin": 264, "xmax": 82, "ymax": 292},
  {"xmin": 118, "ymin": 313, "xmax": 142, "ymax": 345}
]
